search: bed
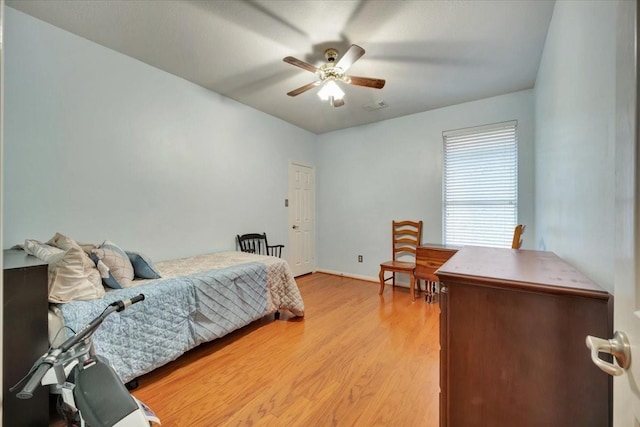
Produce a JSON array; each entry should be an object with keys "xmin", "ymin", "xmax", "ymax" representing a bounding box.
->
[{"xmin": 47, "ymin": 250, "xmax": 305, "ymax": 383}]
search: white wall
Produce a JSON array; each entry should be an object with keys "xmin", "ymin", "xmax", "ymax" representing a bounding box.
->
[
  {"xmin": 3, "ymin": 8, "xmax": 316, "ymax": 261},
  {"xmin": 316, "ymin": 90, "xmax": 535, "ymax": 280},
  {"xmin": 534, "ymin": 0, "xmax": 616, "ymax": 292}
]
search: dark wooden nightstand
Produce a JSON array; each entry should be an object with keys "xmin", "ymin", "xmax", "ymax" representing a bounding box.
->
[{"xmin": 3, "ymin": 249, "xmax": 49, "ymax": 426}]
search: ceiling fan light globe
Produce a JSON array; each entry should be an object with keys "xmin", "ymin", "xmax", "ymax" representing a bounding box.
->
[{"xmin": 318, "ymin": 80, "xmax": 345, "ymax": 101}]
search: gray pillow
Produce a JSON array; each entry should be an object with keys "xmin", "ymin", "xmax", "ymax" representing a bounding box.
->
[{"xmin": 126, "ymin": 251, "xmax": 161, "ymax": 279}]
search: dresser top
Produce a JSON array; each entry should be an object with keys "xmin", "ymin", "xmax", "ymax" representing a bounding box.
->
[
  {"xmin": 436, "ymin": 246, "xmax": 608, "ymax": 298},
  {"xmin": 3, "ymin": 249, "xmax": 47, "ymax": 270},
  {"xmin": 418, "ymin": 243, "xmax": 463, "ymax": 251}
]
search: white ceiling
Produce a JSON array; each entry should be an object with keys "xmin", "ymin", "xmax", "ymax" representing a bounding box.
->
[{"xmin": 7, "ymin": 0, "xmax": 555, "ymax": 134}]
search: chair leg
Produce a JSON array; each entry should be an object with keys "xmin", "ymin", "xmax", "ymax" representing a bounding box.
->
[
  {"xmin": 378, "ymin": 269, "xmax": 386, "ymax": 295},
  {"xmin": 410, "ymin": 273, "xmax": 416, "ymax": 301},
  {"xmin": 425, "ymin": 281, "xmax": 438, "ymax": 304},
  {"xmin": 425, "ymin": 281, "xmax": 432, "ymax": 303}
]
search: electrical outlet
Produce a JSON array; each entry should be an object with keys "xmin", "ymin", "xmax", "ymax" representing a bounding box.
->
[{"xmin": 358, "ymin": 255, "xmax": 363, "ymax": 262}]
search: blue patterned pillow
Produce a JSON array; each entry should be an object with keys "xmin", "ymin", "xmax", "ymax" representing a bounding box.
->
[
  {"xmin": 89, "ymin": 240, "xmax": 134, "ymax": 288},
  {"xmin": 126, "ymin": 251, "xmax": 161, "ymax": 279}
]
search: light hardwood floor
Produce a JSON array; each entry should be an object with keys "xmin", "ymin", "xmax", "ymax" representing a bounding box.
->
[{"xmin": 53, "ymin": 273, "xmax": 440, "ymax": 426}]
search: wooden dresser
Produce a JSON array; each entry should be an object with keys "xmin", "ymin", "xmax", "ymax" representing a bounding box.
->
[
  {"xmin": 415, "ymin": 244, "xmax": 459, "ymax": 302},
  {"xmin": 3, "ymin": 249, "xmax": 50, "ymax": 426},
  {"xmin": 436, "ymin": 246, "xmax": 612, "ymax": 427}
]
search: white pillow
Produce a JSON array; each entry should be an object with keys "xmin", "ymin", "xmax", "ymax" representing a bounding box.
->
[
  {"xmin": 23, "ymin": 239, "xmax": 64, "ymax": 261},
  {"xmin": 48, "ymin": 232, "xmax": 83, "ymax": 251},
  {"xmin": 47, "ymin": 245, "xmax": 105, "ymax": 303}
]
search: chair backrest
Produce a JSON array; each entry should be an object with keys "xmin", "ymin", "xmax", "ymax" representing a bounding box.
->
[
  {"xmin": 237, "ymin": 233, "xmax": 268, "ymax": 255},
  {"xmin": 237, "ymin": 233, "xmax": 283, "ymax": 257},
  {"xmin": 391, "ymin": 220, "xmax": 423, "ymax": 260},
  {"xmin": 512, "ymin": 224, "xmax": 526, "ymax": 249}
]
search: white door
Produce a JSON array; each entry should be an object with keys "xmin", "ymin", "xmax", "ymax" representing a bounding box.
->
[
  {"xmin": 590, "ymin": 3, "xmax": 640, "ymax": 423},
  {"xmin": 288, "ymin": 162, "xmax": 314, "ymax": 276},
  {"xmin": 609, "ymin": 2, "xmax": 639, "ymax": 424}
]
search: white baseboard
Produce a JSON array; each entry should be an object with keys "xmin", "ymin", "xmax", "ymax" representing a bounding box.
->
[{"xmin": 313, "ymin": 269, "xmax": 411, "ymax": 289}]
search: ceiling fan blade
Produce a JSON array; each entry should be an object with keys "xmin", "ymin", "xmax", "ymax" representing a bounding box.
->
[
  {"xmin": 287, "ymin": 81, "xmax": 320, "ymax": 97},
  {"xmin": 347, "ymin": 76, "xmax": 386, "ymax": 89},
  {"xmin": 283, "ymin": 56, "xmax": 318, "ymax": 73},
  {"xmin": 336, "ymin": 44, "xmax": 365, "ymax": 72},
  {"xmin": 331, "ymin": 98, "xmax": 345, "ymax": 108}
]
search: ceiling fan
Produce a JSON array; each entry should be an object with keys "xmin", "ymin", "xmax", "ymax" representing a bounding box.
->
[{"xmin": 283, "ymin": 44, "xmax": 385, "ymax": 108}]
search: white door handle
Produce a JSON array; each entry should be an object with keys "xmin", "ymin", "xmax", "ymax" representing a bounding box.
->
[
  {"xmin": 292, "ymin": 225, "xmax": 299, "ymax": 229},
  {"xmin": 585, "ymin": 330, "xmax": 631, "ymax": 376}
]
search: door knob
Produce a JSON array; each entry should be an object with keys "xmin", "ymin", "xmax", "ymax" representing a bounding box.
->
[
  {"xmin": 585, "ymin": 330, "xmax": 631, "ymax": 376},
  {"xmin": 292, "ymin": 225, "xmax": 299, "ymax": 229}
]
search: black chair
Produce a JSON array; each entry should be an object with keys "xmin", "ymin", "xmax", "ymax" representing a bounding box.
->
[{"xmin": 236, "ymin": 233, "xmax": 284, "ymax": 258}]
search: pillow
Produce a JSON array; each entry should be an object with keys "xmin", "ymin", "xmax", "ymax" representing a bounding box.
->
[
  {"xmin": 47, "ymin": 232, "xmax": 81, "ymax": 251},
  {"xmin": 23, "ymin": 239, "xmax": 64, "ymax": 262},
  {"xmin": 77, "ymin": 241, "xmax": 98, "ymax": 255},
  {"xmin": 22, "ymin": 239, "xmax": 39, "ymax": 255},
  {"xmin": 46, "ymin": 232, "xmax": 97, "ymax": 254},
  {"xmin": 47, "ymin": 246, "xmax": 105, "ymax": 303},
  {"xmin": 90, "ymin": 240, "xmax": 134, "ymax": 288},
  {"xmin": 126, "ymin": 251, "xmax": 161, "ymax": 280}
]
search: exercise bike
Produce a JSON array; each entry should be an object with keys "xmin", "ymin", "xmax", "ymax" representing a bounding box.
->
[{"xmin": 10, "ymin": 294, "xmax": 160, "ymax": 426}]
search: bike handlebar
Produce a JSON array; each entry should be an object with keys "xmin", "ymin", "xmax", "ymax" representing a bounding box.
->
[
  {"xmin": 111, "ymin": 293, "xmax": 145, "ymax": 312},
  {"xmin": 15, "ymin": 363, "xmax": 51, "ymax": 399},
  {"xmin": 11, "ymin": 294, "xmax": 145, "ymax": 399}
]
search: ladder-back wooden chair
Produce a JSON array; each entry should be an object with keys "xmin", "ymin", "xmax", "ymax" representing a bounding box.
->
[
  {"xmin": 379, "ymin": 220, "xmax": 423, "ymax": 301},
  {"xmin": 237, "ymin": 233, "xmax": 284, "ymax": 258},
  {"xmin": 512, "ymin": 224, "xmax": 526, "ymax": 249}
]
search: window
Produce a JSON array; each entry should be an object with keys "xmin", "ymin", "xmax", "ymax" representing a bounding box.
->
[{"xmin": 443, "ymin": 121, "xmax": 518, "ymax": 248}]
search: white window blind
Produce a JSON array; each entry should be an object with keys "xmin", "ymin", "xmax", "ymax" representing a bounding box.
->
[{"xmin": 443, "ymin": 121, "xmax": 518, "ymax": 248}]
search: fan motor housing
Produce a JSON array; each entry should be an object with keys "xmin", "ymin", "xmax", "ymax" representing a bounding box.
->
[{"xmin": 324, "ymin": 48, "xmax": 339, "ymax": 62}]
